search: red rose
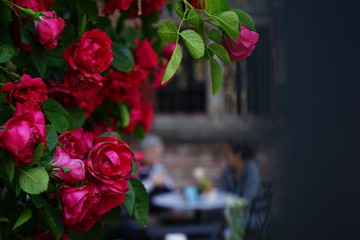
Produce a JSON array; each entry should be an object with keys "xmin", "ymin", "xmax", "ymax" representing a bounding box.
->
[
  {"xmin": 0, "ymin": 102, "xmax": 46, "ymax": 167},
  {"xmin": 35, "ymin": 11, "xmax": 65, "ymax": 49},
  {"xmin": 123, "ymin": 92, "xmax": 153, "ymax": 133},
  {"xmin": 1, "ymin": 74, "xmax": 47, "ymax": 104},
  {"xmin": 84, "ymin": 136, "xmax": 133, "ymax": 191},
  {"xmin": 50, "ymin": 147, "xmax": 85, "ymax": 184},
  {"xmin": 64, "ymin": 69, "xmax": 103, "ymax": 101},
  {"xmin": 90, "ymin": 121, "xmax": 118, "ymax": 141},
  {"xmin": 135, "ymin": 39, "xmax": 158, "ymax": 70},
  {"xmin": 221, "ymin": 26, "xmax": 259, "ymax": 62},
  {"xmin": 46, "ymin": 80, "xmax": 79, "ymax": 108},
  {"xmin": 103, "ymin": 67, "xmax": 147, "ymax": 103},
  {"xmin": 104, "ymin": 0, "xmax": 132, "ymax": 14},
  {"xmin": 130, "ymin": 0, "xmax": 167, "ymax": 18},
  {"xmin": 64, "ymin": 29, "xmax": 114, "ymax": 75},
  {"xmin": 189, "ymin": 0, "xmax": 205, "ymax": 10},
  {"xmin": 10, "ymin": 0, "xmax": 53, "ymax": 12},
  {"xmin": 161, "ymin": 43, "xmax": 177, "ymax": 60},
  {"xmin": 58, "ymin": 127, "xmax": 93, "ymax": 159},
  {"xmin": 59, "ymin": 185, "xmax": 101, "ymax": 231}
]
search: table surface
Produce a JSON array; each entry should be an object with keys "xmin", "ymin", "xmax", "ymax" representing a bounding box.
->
[{"xmin": 152, "ymin": 189, "xmax": 228, "ymax": 210}]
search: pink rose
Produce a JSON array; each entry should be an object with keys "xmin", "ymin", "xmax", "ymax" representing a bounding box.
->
[
  {"xmin": 104, "ymin": 0, "xmax": 132, "ymax": 14},
  {"xmin": 35, "ymin": 11, "xmax": 65, "ymax": 49},
  {"xmin": 64, "ymin": 69, "xmax": 103, "ymax": 101},
  {"xmin": 59, "ymin": 185, "xmax": 101, "ymax": 231},
  {"xmin": 0, "ymin": 102, "xmax": 46, "ymax": 167},
  {"xmin": 1, "ymin": 74, "xmax": 47, "ymax": 104},
  {"xmin": 46, "ymin": 80, "xmax": 79, "ymax": 108},
  {"xmin": 64, "ymin": 29, "xmax": 114, "ymax": 75},
  {"xmin": 85, "ymin": 136, "xmax": 133, "ymax": 192},
  {"xmin": 221, "ymin": 26, "xmax": 259, "ymax": 62},
  {"xmin": 93, "ymin": 181, "xmax": 128, "ymax": 215},
  {"xmin": 135, "ymin": 39, "xmax": 158, "ymax": 71},
  {"xmin": 58, "ymin": 127, "xmax": 93, "ymax": 159},
  {"xmin": 10, "ymin": 0, "xmax": 53, "ymax": 12},
  {"xmin": 50, "ymin": 147, "xmax": 85, "ymax": 184},
  {"xmin": 103, "ymin": 67, "xmax": 147, "ymax": 103}
]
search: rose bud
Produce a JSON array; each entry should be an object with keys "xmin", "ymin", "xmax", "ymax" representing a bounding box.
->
[
  {"xmin": 221, "ymin": 26, "xmax": 259, "ymax": 62},
  {"xmin": 35, "ymin": 11, "xmax": 65, "ymax": 49}
]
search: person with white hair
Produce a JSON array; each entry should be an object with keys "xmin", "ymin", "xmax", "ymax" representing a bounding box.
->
[{"xmin": 138, "ymin": 134, "xmax": 174, "ymax": 213}]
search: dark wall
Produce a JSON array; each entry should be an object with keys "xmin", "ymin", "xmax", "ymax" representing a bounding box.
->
[{"xmin": 282, "ymin": 1, "xmax": 360, "ymax": 239}]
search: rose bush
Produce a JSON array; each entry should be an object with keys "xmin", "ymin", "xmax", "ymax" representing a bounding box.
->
[{"xmin": 0, "ymin": 0, "xmax": 257, "ymax": 238}]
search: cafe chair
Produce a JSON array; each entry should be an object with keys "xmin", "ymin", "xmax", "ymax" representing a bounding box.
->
[{"xmin": 244, "ymin": 181, "xmax": 273, "ymax": 240}]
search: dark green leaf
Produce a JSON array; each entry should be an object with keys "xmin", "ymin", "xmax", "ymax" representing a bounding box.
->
[
  {"xmin": 44, "ymin": 111, "xmax": 69, "ymax": 133},
  {"xmin": 210, "ymin": 58, "xmax": 223, "ymax": 95},
  {"xmin": 157, "ymin": 21, "xmax": 178, "ymax": 43},
  {"xmin": 205, "ymin": 0, "xmax": 221, "ymax": 15},
  {"xmin": 174, "ymin": 2, "xmax": 184, "ymax": 18},
  {"xmin": 118, "ymin": 102, "xmax": 130, "ymax": 127},
  {"xmin": 198, "ymin": 46, "xmax": 214, "ymax": 61},
  {"xmin": 40, "ymin": 203, "xmax": 64, "ymax": 240},
  {"xmin": 84, "ymin": 222, "xmax": 102, "ymax": 240},
  {"xmin": 31, "ymin": 42, "xmax": 47, "ymax": 77},
  {"xmin": 208, "ymin": 28, "xmax": 222, "ymax": 43},
  {"xmin": 19, "ymin": 167, "xmax": 49, "ymax": 195},
  {"xmin": 99, "ymin": 131, "xmax": 122, "ymax": 139},
  {"xmin": 119, "ymin": 28, "xmax": 143, "ymax": 48},
  {"xmin": 180, "ymin": 29, "xmax": 205, "ymax": 58},
  {"xmin": 67, "ymin": 108, "xmax": 86, "ymax": 129},
  {"xmin": 0, "ymin": 44, "xmax": 15, "ymax": 63},
  {"xmin": 129, "ymin": 178, "xmax": 149, "ymax": 227},
  {"xmin": 231, "ymin": 9, "xmax": 256, "ymax": 31},
  {"xmin": 213, "ymin": 11, "xmax": 240, "ymax": 41},
  {"xmin": 112, "ymin": 42, "xmax": 135, "ymax": 72},
  {"xmin": 12, "ymin": 208, "xmax": 32, "ymax": 230},
  {"xmin": 20, "ymin": 24, "xmax": 32, "ymax": 44},
  {"xmin": 124, "ymin": 179, "xmax": 135, "ymax": 215},
  {"xmin": 131, "ymin": 160, "xmax": 139, "ymax": 176},
  {"xmin": 46, "ymin": 125, "xmax": 58, "ymax": 151},
  {"xmin": 186, "ymin": 8, "xmax": 200, "ymax": 28},
  {"xmin": 208, "ymin": 43, "xmax": 231, "ymax": 64},
  {"xmin": 5, "ymin": 154, "xmax": 15, "ymax": 182},
  {"xmin": 102, "ymin": 206, "xmax": 121, "ymax": 224},
  {"xmin": 31, "ymin": 194, "xmax": 47, "ymax": 208},
  {"xmin": 32, "ymin": 142, "xmax": 44, "ymax": 165},
  {"xmin": 162, "ymin": 44, "xmax": 182, "ymax": 84},
  {"xmin": 82, "ymin": 0, "xmax": 98, "ymax": 24},
  {"xmin": 134, "ymin": 124, "xmax": 145, "ymax": 139}
]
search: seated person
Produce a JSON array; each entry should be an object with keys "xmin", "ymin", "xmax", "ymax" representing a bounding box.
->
[
  {"xmin": 219, "ymin": 139, "xmax": 263, "ymax": 231},
  {"xmin": 138, "ymin": 134, "xmax": 174, "ymax": 213}
]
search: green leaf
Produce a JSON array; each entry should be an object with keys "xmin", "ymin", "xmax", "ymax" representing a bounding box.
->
[
  {"xmin": 46, "ymin": 125, "xmax": 58, "ymax": 151},
  {"xmin": 67, "ymin": 108, "xmax": 86, "ymax": 130},
  {"xmin": 208, "ymin": 43, "xmax": 231, "ymax": 64},
  {"xmin": 44, "ymin": 111, "xmax": 69, "ymax": 133},
  {"xmin": 31, "ymin": 41, "xmax": 47, "ymax": 77},
  {"xmin": 174, "ymin": 2, "xmax": 184, "ymax": 18},
  {"xmin": 180, "ymin": 29, "xmax": 205, "ymax": 58},
  {"xmin": 31, "ymin": 194, "xmax": 47, "ymax": 208},
  {"xmin": 198, "ymin": 46, "xmax": 214, "ymax": 61},
  {"xmin": 119, "ymin": 28, "xmax": 143, "ymax": 48},
  {"xmin": 111, "ymin": 42, "xmax": 135, "ymax": 72},
  {"xmin": 32, "ymin": 142, "xmax": 44, "ymax": 165},
  {"xmin": 131, "ymin": 160, "xmax": 139, "ymax": 176},
  {"xmin": 0, "ymin": 44, "xmax": 15, "ymax": 63},
  {"xmin": 186, "ymin": 8, "xmax": 200, "ymax": 28},
  {"xmin": 213, "ymin": 11, "xmax": 240, "ymax": 41},
  {"xmin": 205, "ymin": 0, "xmax": 221, "ymax": 15},
  {"xmin": 19, "ymin": 167, "xmax": 49, "ymax": 195},
  {"xmin": 118, "ymin": 102, "xmax": 130, "ymax": 128},
  {"xmin": 210, "ymin": 58, "xmax": 223, "ymax": 95},
  {"xmin": 102, "ymin": 206, "xmax": 121, "ymax": 224},
  {"xmin": 99, "ymin": 131, "xmax": 122, "ymax": 139},
  {"xmin": 42, "ymin": 99, "xmax": 73, "ymax": 133},
  {"xmin": 5, "ymin": 155, "xmax": 15, "ymax": 182},
  {"xmin": 231, "ymin": 9, "xmax": 256, "ymax": 31},
  {"xmin": 219, "ymin": 0, "xmax": 230, "ymax": 11},
  {"xmin": 157, "ymin": 21, "xmax": 178, "ymax": 43},
  {"xmin": 134, "ymin": 124, "xmax": 145, "ymax": 139},
  {"xmin": 127, "ymin": 178, "xmax": 149, "ymax": 227},
  {"xmin": 40, "ymin": 203, "xmax": 63, "ymax": 240},
  {"xmin": 208, "ymin": 28, "xmax": 222, "ymax": 43},
  {"xmin": 84, "ymin": 221, "xmax": 102, "ymax": 240},
  {"xmin": 81, "ymin": 0, "xmax": 98, "ymax": 24},
  {"xmin": 12, "ymin": 208, "xmax": 32, "ymax": 230},
  {"xmin": 124, "ymin": 180, "xmax": 135, "ymax": 215},
  {"xmin": 20, "ymin": 24, "xmax": 32, "ymax": 44},
  {"xmin": 162, "ymin": 43, "xmax": 182, "ymax": 84}
]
